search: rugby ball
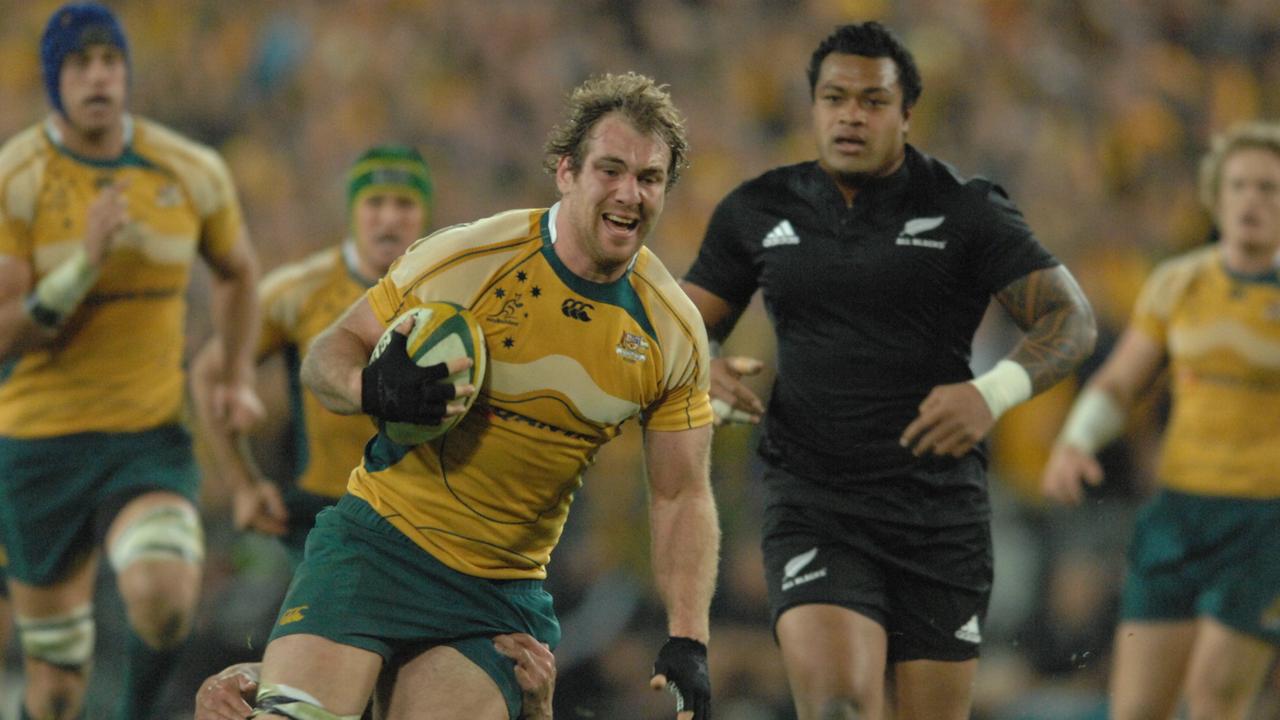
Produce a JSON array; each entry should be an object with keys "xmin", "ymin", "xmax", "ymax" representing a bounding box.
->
[{"xmin": 368, "ymin": 302, "xmax": 487, "ymax": 444}]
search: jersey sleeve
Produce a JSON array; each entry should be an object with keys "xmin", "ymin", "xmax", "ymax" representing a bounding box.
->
[
  {"xmin": 255, "ymin": 275, "xmax": 294, "ymax": 358},
  {"xmin": 683, "ymin": 190, "xmax": 759, "ymax": 309},
  {"xmin": 195, "ymin": 151, "xmax": 247, "ymax": 265},
  {"xmin": 0, "ymin": 163, "xmax": 36, "ymax": 261},
  {"xmin": 1129, "ymin": 255, "xmax": 1194, "ymax": 347},
  {"xmin": 642, "ymin": 298, "xmax": 714, "ymax": 431},
  {"xmin": 967, "ymin": 182, "xmax": 1059, "ymax": 294},
  {"xmin": 0, "ymin": 193, "xmax": 29, "ymax": 261}
]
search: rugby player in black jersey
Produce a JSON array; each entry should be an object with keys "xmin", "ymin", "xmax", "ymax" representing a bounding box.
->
[{"xmin": 681, "ymin": 22, "xmax": 1096, "ymax": 720}]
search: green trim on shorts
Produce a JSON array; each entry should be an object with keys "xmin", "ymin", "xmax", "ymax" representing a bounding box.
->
[
  {"xmin": 1121, "ymin": 489, "xmax": 1280, "ymax": 644},
  {"xmin": 0, "ymin": 425, "xmax": 199, "ymax": 585},
  {"xmin": 269, "ymin": 495, "xmax": 560, "ymax": 719}
]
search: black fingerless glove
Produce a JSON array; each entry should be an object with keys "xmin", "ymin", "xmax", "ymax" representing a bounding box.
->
[
  {"xmin": 361, "ymin": 330, "xmax": 456, "ymax": 424},
  {"xmin": 653, "ymin": 636, "xmax": 710, "ymax": 719}
]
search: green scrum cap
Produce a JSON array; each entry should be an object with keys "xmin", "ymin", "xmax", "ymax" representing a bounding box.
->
[{"xmin": 346, "ymin": 145, "xmax": 433, "ymax": 227}]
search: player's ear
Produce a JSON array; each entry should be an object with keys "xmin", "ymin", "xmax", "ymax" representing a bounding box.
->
[{"xmin": 555, "ymin": 155, "xmax": 577, "ymax": 194}]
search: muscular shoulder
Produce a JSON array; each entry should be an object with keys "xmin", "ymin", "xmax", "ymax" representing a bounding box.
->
[
  {"xmin": 723, "ymin": 161, "xmax": 813, "ymax": 208},
  {"xmin": 260, "ymin": 245, "xmax": 344, "ymax": 311},
  {"xmin": 388, "ymin": 207, "xmax": 545, "ymax": 303},
  {"xmin": 633, "ymin": 247, "xmax": 704, "ymax": 331},
  {"xmin": 0, "ymin": 124, "xmax": 51, "ymax": 224},
  {"xmin": 1136, "ymin": 246, "xmax": 1217, "ymax": 319},
  {"xmin": 132, "ymin": 117, "xmax": 236, "ymax": 216}
]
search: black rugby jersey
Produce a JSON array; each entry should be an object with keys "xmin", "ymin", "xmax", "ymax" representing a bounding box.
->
[{"xmin": 685, "ymin": 145, "xmax": 1057, "ymax": 524}]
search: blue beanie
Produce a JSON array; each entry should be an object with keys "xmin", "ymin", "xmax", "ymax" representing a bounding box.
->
[{"xmin": 40, "ymin": 3, "xmax": 129, "ymax": 115}]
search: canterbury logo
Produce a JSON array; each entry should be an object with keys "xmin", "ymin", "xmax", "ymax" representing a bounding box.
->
[
  {"xmin": 561, "ymin": 299, "xmax": 594, "ymax": 322},
  {"xmin": 278, "ymin": 605, "xmax": 309, "ymax": 626}
]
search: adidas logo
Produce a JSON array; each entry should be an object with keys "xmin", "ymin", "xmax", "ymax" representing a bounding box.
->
[
  {"xmin": 895, "ymin": 215, "xmax": 947, "ymax": 249},
  {"xmin": 762, "ymin": 220, "xmax": 800, "ymax": 248},
  {"xmin": 954, "ymin": 614, "xmax": 981, "ymax": 643},
  {"xmin": 781, "ymin": 546, "xmax": 827, "ymax": 591}
]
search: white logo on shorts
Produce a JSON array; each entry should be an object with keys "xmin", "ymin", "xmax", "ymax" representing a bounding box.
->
[
  {"xmin": 954, "ymin": 614, "xmax": 982, "ymax": 643},
  {"xmin": 781, "ymin": 546, "xmax": 828, "ymax": 591}
]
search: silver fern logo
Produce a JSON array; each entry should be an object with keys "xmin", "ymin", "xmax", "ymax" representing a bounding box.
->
[
  {"xmin": 781, "ymin": 547, "xmax": 827, "ymax": 591},
  {"xmin": 895, "ymin": 216, "xmax": 947, "ymax": 249}
]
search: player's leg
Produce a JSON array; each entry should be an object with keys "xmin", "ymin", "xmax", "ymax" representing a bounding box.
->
[
  {"xmin": 254, "ymin": 633, "xmax": 382, "ymax": 718},
  {"xmin": 0, "ymin": 434, "xmax": 110, "ymax": 719},
  {"xmin": 1108, "ymin": 490, "xmax": 1219, "ymax": 720},
  {"xmin": 1180, "ymin": 495, "xmax": 1280, "ymax": 720},
  {"xmin": 892, "ymin": 658, "xmax": 977, "ymax": 720},
  {"xmin": 106, "ymin": 490, "xmax": 204, "ymax": 718},
  {"xmin": 380, "ymin": 644, "xmax": 509, "ymax": 720},
  {"xmin": 762, "ymin": 499, "xmax": 892, "ymax": 720},
  {"xmin": 884, "ymin": 520, "xmax": 991, "ymax": 720},
  {"xmin": 1108, "ymin": 620, "xmax": 1195, "ymax": 720},
  {"xmin": 7, "ymin": 554, "xmax": 99, "ymax": 720},
  {"xmin": 776, "ymin": 604, "xmax": 888, "ymax": 719},
  {"xmin": 0, "ymin": 556, "xmax": 11, "ymax": 669},
  {"xmin": 1181, "ymin": 618, "xmax": 1275, "ymax": 720}
]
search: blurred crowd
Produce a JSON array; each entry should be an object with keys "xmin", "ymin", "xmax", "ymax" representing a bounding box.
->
[{"xmin": 2, "ymin": 0, "xmax": 1279, "ymax": 717}]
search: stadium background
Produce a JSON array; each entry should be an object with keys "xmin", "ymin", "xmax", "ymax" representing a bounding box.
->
[{"xmin": 1, "ymin": 0, "xmax": 1278, "ymax": 717}]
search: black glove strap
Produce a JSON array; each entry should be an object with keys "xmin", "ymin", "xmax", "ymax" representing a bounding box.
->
[{"xmin": 361, "ymin": 331, "xmax": 454, "ymax": 423}]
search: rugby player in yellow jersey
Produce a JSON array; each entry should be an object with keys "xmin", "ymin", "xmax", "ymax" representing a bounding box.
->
[
  {"xmin": 0, "ymin": 4, "xmax": 262, "ymax": 719},
  {"xmin": 1043, "ymin": 121, "xmax": 1280, "ymax": 720},
  {"xmin": 249, "ymin": 73, "xmax": 718, "ymax": 720},
  {"xmin": 191, "ymin": 145, "xmax": 434, "ymax": 565}
]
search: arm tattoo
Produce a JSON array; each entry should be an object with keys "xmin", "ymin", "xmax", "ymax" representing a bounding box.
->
[{"xmin": 994, "ymin": 265, "xmax": 1098, "ymax": 394}]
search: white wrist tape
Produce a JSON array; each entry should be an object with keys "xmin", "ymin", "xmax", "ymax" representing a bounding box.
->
[
  {"xmin": 711, "ymin": 398, "xmax": 755, "ymax": 424},
  {"xmin": 1056, "ymin": 387, "xmax": 1125, "ymax": 454},
  {"xmin": 32, "ymin": 248, "xmax": 99, "ymax": 320},
  {"xmin": 968, "ymin": 359, "xmax": 1033, "ymax": 420}
]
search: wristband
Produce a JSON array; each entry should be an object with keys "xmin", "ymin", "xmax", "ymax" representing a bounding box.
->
[
  {"xmin": 968, "ymin": 359, "xmax": 1032, "ymax": 420},
  {"xmin": 29, "ymin": 248, "xmax": 99, "ymax": 325},
  {"xmin": 1056, "ymin": 387, "xmax": 1125, "ymax": 454}
]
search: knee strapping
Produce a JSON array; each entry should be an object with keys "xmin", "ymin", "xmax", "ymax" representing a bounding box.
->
[
  {"xmin": 17, "ymin": 604, "xmax": 95, "ymax": 671},
  {"xmin": 108, "ymin": 504, "xmax": 205, "ymax": 572},
  {"xmin": 251, "ymin": 682, "xmax": 361, "ymax": 720}
]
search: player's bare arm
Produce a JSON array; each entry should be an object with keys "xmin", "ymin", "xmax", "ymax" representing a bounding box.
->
[
  {"xmin": 680, "ymin": 280, "xmax": 764, "ymax": 424},
  {"xmin": 644, "ymin": 424, "xmax": 717, "ymax": 720},
  {"xmin": 301, "ymin": 297, "xmax": 472, "ymax": 419},
  {"xmin": 1042, "ymin": 326, "xmax": 1165, "ymax": 505},
  {"xmin": 903, "ymin": 265, "xmax": 1096, "ymax": 458},
  {"xmin": 302, "ymin": 297, "xmax": 392, "ymax": 414},
  {"xmin": 190, "ymin": 338, "xmax": 288, "ymax": 536},
  {"xmin": 203, "ymin": 232, "xmax": 265, "ymax": 433},
  {"xmin": 995, "ymin": 264, "xmax": 1098, "ymax": 393}
]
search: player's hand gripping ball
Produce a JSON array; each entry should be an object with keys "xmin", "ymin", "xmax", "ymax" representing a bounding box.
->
[{"xmin": 364, "ymin": 302, "xmax": 487, "ymax": 444}]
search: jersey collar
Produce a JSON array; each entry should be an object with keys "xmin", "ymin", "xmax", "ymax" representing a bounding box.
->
[
  {"xmin": 44, "ymin": 114, "xmax": 152, "ymax": 169},
  {"xmin": 341, "ymin": 239, "xmax": 378, "ymax": 288}
]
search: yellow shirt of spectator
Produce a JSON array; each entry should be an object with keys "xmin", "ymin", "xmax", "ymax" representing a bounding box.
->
[
  {"xmin": 258, "ymin": 242, "xmax": 377, "ymax": 500},
  {"xmin": 1132, "ymin": 246, "xmax": 1280, "ymax": 499},
  {"xmin": 0, "ymin": 116, "xmax": 244, "ymax": 437},
  {"xmin": 351, "ymin": 204, "xmax": 713, "ymax": 579}
]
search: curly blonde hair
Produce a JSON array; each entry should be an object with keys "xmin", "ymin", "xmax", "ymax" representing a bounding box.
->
[
  {"xmin": 543, "ymin": 72, "xmax": 688, "ymax": 188},
  {"xmin": 1198, "ymin": 121, "xmax": 1280, "ymax": 211}
]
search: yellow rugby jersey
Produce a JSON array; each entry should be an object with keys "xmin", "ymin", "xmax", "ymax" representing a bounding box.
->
[
  {"xmin": 350, "ymin": 204, "xmax": 713, "ymax": 579},
  {"xmin": 258, "ymin": 242, "xmax": 377, "ymax": 499},
  {"xmin": 1132, "ymin": 246, "xmax": 1280, "ymax": 498},
  {"xmin": 0, "ymin": 116, "xmax": 244, "ymax": 437}
]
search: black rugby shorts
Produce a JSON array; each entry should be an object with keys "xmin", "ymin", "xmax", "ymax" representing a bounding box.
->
[{"xmin": 761, "ymin": 498, "xmax": 992, "ymax": 662}]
